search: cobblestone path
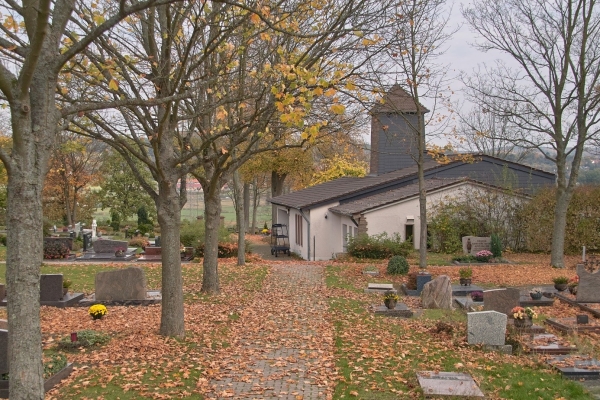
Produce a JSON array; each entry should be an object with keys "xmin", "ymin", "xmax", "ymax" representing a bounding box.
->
[{"xmin": 207, "ymin": 263, "xmax": 335, "ymax": 400}]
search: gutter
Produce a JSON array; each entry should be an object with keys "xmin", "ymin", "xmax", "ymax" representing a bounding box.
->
[{"xmin": 299, "ymin": 208, "xmax": 311, "ymax": 260}]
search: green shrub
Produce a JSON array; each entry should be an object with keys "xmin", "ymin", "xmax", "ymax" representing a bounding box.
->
[
  {"xmin": 491, "ymin": 233, "xmax": 502, "ymax": 258},
  {"xmin": 43, "ymin": 353, "xmax": 67, "ymax": 379},
  {"xmin": 128, "ymin": 237, "xmax": 149, "ymax": 248},
  {"xmin": 137, "ymin": 222, "xmax": 154, "ymax": 236},
  {"xmin": 452, "ymin": 254, "xmax": 477, "ymax": 263},
  {"xmin": 58, "ymin": 329, "xmax": 110, "ymax": 351},
  {"xmin": 347, "ymin": 233, "xmax": 411, "ymax": 259},
  {"xmin": 43, "ymin": 241, "xmax": 70, "ymax": 259},
  {"xmin": 387, "ymin": 255, "xmax": 409, "ymax": 275},
  {"xmin": 0, "ymin": 234, "xmax": 6, "ymax": 246}
]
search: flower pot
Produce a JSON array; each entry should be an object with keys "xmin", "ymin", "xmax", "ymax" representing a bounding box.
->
[
  {"xmin": 384, "ymin": 299, "xmax": 397, "ymax": 309},
  {"xmin": 92, "ymin": 315, "xmax": 104, "ymax": 320},
  {"xmin": 471, "ymin": 295, "xmax": 483, "ymax": 302},
  {"xmin": 554, "ymin": 283, "xmax": 568, "ymax": 292},
  {"xmin": 569, "ymin": 285, "xmax": 578, "ymax": 295},
  {"xmin": 530, "ymin": 293, "xmax": 543, "ymax": 300},
  {"xmin": 514, "ymin": 317, "xmax": 533, "ymax": 328},
  {"xmin": 63, "ymin": 287, "xmax": 68, "ymax": 297},
  {"xmin": 115, "ymin": 251, "xmax": 125, "ymax": 258},
  {"xmin": 459, "ymin": 278, "xmax": 472, "ymax": 286}
]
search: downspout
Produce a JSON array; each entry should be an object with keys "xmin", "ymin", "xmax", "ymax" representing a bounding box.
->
[{"xmin": 299, "ymin": 208, "xmax": 310, "ymax": 260}]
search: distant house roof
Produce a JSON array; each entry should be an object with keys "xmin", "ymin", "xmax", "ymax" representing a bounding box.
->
[
  {"xmin": 370, "ymin": 84, "xmax": 430, "ymax": 114},
  {"xmin": 269, "ymin": 160, "xmax": 440, "ymax": 209},
  {"xmin": 328, "ymin": 178, "xmax": 530, "ymax": 216},
  {"xmin": 268, "ymin": 154, "xmax": 554, "ymax": 211}
]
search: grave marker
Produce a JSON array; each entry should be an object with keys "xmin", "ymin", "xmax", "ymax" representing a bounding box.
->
[
  {"xmin": 483, "ymin": 288, "xmax": 520, "ymax": 315},
  {"xmin": 577, "ymin": 264, "xmax": 600, "ymax": 302},
  {"xmin": 462, "ymin": 236, "xmax": 491, "ymax": 255},
  {"xmin": 467, "ymin": 311, "xmax": 507, "ymax": 346},
  {"xmin": 40, "ymin": 274, "xmax": 63, "ymax": 302},
  {"xmin": 95, "ymin": 267, "xmax": 148, "ymax": 301},
  {"xmin": 417, "ymin": 371, "xmax": 484, "ymax": 398}
]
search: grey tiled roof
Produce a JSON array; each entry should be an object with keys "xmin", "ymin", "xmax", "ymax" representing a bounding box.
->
[
  {"xmin": 371, "ymin": 84, "xmax": 429, "ymax": 114},
  {"xmin": 328, "ymin": 178, "xmax": 465, "ymax": 216},
  {"xmin": 269, "ymin": 161, "xmax": 440, "ymax": 209}
]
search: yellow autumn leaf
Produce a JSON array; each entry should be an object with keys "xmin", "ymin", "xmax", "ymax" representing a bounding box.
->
[
  {"xmin": 345, "ymin": 82, "xmax": 357, "ymax": 91},
  {"xmin": 250, "ymin": 13, "xmax": 261, "ymax": 24},
  {"xmin": 108, "ymin": 79, "xmax": 119, "ymax": 91},
  {"xmin": 330, "ymin": 104, "xmax": 345, "ymax": 115},
  {"xmin": 216, "ymin": 108, "xmax": 228, "ymax": 121},
  {"xmin": 313, "ymin": 87, "xmax": 323, "ymax": 96},
  {"xmin": 93, "ymin": 14, "xmax": 105, "ymax": 25},
  {"xmin": 325, "ymin": 88, "xmax": 337, "ymax": 97}
]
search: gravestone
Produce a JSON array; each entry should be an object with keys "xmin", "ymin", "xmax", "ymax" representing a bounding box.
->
[
  {"xmin": 365, "ymin": 283, "xmax": 397, "ymax": 294},
  {"xmin": 483, "ymin": 288, "xmax": 520, "ymax": 315},
  {"xmin": 0, "ymin": 284, "xmax": 5, "ymax": 301},
  {"xmin": 92, "ymin": 239, "xmax": 129, "ymax": 254},
  {"xmin": 74, "ymin": 222, "xmax": 81, "ymax": 238},
  {"xmin": 462, "ymin": 236, "xmax": 491, "ymax": 255},
  {"xmin": 82, "ymin": 232, "xmax": 92, "ymax": 252},
  {"xmin": 91, "ymin": 219, "xmax": 97, "ymax": 238},
  {"xmin": 576, "ymin": 264, "xmax": 600, "ymax": 302},
  {"xmin": 0, "ymin": 327, "xmax": 6, "ymax": 375},
  {"xmin": 138, "ymin": 246, "xmax": 162, "ymax": 262},
  {"xmin": 154, "ymin": 236, "xmax": 161, "ymax": 247},
  {"xmin": 467, "ymin": 311, "xmax": 507, "ymax": 346},
  {"xmin": 40, "ymin": 274, "xmax": 63, "ymax": 302},
  {"xmin": 417, "ymin": 371, "xmax": 484, "ymax": 398},
  {"xmin": 421, "ymin": 276, "xmax": 453, "ymax": 310},
  {"xmin": 95, "ymin": 267, "xmax": 147, "ymax": 301}
]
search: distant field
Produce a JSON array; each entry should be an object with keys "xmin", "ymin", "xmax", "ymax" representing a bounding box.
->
[{"xmin": 93, "ymin": 191, "xmax": 272, "ymax": 227}]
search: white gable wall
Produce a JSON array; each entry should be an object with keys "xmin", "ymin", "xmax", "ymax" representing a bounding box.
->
[{"xmin": 363, "ymin": 182, "xmax": 509, "ymax": 249}]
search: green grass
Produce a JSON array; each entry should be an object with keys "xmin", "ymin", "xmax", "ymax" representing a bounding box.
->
[{"xmin": 325, "ymin": 264, "xmax": 593, "ymax": 399}]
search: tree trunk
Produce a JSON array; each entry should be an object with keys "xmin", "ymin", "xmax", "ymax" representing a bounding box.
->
[
  {"xmin": 6, "ymin": 96, "xmax": 56, "ymax": 398},
  {"xmin": 6, "ymin": 165, "xmax": 46, "ymax": 399},
  {"xmin": 156, "ymin": 183, "xmax": 185, "ymax": 337},
  {"xmin": 251, "ymin": 180, "xmax": 259, "ymax": 234},
  {"xmin": 233, "ymin": 170, "xmax": 245, "ymax": 266},
  {"xmin": 202, "ymin": 181, "xmax": 222, "ymax": 294},
  {"xmin": 550, "ymin": 183, "xmax": 572, "ymax": 268},
  {"xmin": 271, "ymin": 170, "xmax": 286, "ymax": 223},
  {"xmin": 243, "ymin": 182, "xmax": 250, "ymax": 233}
]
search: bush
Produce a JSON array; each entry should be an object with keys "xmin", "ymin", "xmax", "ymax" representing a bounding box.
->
[
  {"xmin": 128, "ymin": 237, "xmax": 149, "ymax": 248},
  {"xmin": 43, "ymin": 353, "xmax": 67, "ymax": 379},
  {"xmin": 387, "ymin": 255, "xmax": 410, "ymax": 275},
  {"xmin": 347, "ymin": 233, "xmax": 412, "ymax": 259},
  {"xmin": 452, "ymin": 254, "xmax": 477, "ymax": 263},
  {"xmin": 43, "ymin": 241, "xmax": 70, "ymax": 259},
  {"xmin": 491, "ymin": 233, "xmax": 502, "ymax": 258},
  {"xmin": 137, "ymin": 223, "xmax": 154, "ymax": 236},
  {"xmin": 195, "ymin": 240, "xmax": 251, "ymax": 258},
  {"xmin": 57, "ymin": 329, "xmax": 110, "ymax": 351},
  {"xmin": 0, "ymin": 234, "xmax": 6, "ymax": 246}
]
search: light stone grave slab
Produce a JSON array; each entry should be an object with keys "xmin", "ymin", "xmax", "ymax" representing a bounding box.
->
[
  {"xmin": 483, "ymin": 288, "xmax": 520, "ymax": 316},
  {"xmin": 417, "ymin": 371, "xmax": 484, "ymax": 398},
  {"xmin": 468, "ymin": 311, "xmax": 506, "ymax": 346},
  {"xmin": 372, "ymin": 303, "xmax": 413, "ymax": 318},
  {"xmin": 462, "ymin": 236, "xmax": 491, "ymax": 255},
  {"xmin": 577, "ymin": 264, "xmax": 600, "ymax": 302},
  {"xmin": 364, "ymin": 283, "xmax": 396, "ymax": 294},
  {"xmin": 95, "ymin": 267, "xmax": 147, "ymax": 301}
]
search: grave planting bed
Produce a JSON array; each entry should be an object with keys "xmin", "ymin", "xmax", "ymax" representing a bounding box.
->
[
  {"xmin": 545, "ymin": 317, "xmax": 600, "ymax": 334},
  {"xmin": 548, "ymin": 356, "xmax": 600, "ymax": 380},
  {"xmin": 523, "ymin": 334, "xmax": 577, "ymax": 355}
]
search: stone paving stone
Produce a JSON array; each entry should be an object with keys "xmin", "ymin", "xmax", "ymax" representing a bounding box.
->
[{"xmin": 207, "ymin": 264, "xmax": 331, "ymax": 399}]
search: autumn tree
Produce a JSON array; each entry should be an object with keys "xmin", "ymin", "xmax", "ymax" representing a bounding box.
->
[
  {"xmin": 452, "ymin": 107, "xmax": 533, "ymax": 163},
  {"xmin": 375, "ymin": 0, "xmax": 456, "ymax": 268},
  {"xmin": 97, "ymin": 150, "xmax": 156, "ymax": 222},
  {"xmin": 0, "ymin": 0, "xmax": 187, "ymax": 396},
  {"xmin": 462, "ymin": 0, "xmax": 600, "ymax": 267},
  {"xmin": 43, "ymin": 133, "xmax": 103, "ymax": 225},
  {"xmin": 69, "ymin": 0, "xmax": 389, "ymax": 338}
]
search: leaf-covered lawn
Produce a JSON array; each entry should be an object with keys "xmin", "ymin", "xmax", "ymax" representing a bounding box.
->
[{"xmin": 1, "ymin": 251, "xmax": 596, "ymax": 398}]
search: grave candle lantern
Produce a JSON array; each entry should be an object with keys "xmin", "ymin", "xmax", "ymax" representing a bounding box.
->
[{"xmin": 71, "ymin": 332, "xmax": 78, "ymax": 342}]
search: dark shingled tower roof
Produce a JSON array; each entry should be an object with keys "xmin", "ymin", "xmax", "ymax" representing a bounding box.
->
[{"xmin": 370, "ymin": 84, "xmax": 430, "ymax": 114}]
